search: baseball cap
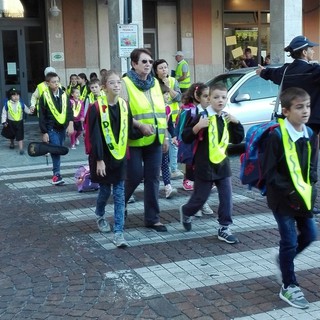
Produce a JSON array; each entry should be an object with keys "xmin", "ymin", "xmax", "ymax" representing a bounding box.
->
[
  {"xmin": 288, "ymin": 36, "xmax": 319, "ymax": 51},
  {"xmin": 44, "ymin": 66, "xmax": 56, "ymax": 76},
  {"xmin": 174, "ymin": 51, "xmax": 184, "ymax": 57}
]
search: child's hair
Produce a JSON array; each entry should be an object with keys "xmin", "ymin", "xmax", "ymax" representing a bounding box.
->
[
  {"xmin": 100, "ymin": 70, "xmax": 120, "ymax": 87},
  {"xmin": 90, "ymin": 72, "xmax": 98, "ymax": 80},
  {"xmin": 244, "ymin": 48, "xmax": 252, "ymax": 54},
  {"xmin": 209, "ymin": 83, "xmax": 228, "ymax": 94},
  {"xmin": 7, "ymin": 87, "xmax": 20, "ymax": 99},
  {"xmin": 88, "ymin": 78, "xmax": 100, "ymax": 87},
  {"xmin": 69, "ymin": 73, "xmax": 77, "ymax": 80},
  {"xmin": 182, "ymin": 82, "xmax": 207, "ymax": 104},
  {"xmin": 78, "ymin": 73, "xmax": 88, "ymax": 83},
  {"xmin": 70, "ymin": 87, "xmax": 80, "ymax": 96},
  {"xmin": 280, "ymin": 87, "xmax": 310, "ymax": 110},
  {"xmin": 45, "ymin": 72, "xmax": 59, "ymax": 82}
]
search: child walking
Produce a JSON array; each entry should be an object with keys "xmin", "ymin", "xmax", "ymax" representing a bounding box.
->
[
  {"xmin": 39, "ymin": 72, "xmax": 74, "ymax": 185},
  {"xmin": 262, "ymin": 87, "xmax": 318, "ymax": 309},
  {"xmin": 179, "ymin": 83, "xmax": 244, "ymax": 243},
  {"xmin": 1, "ymin": 88, "xmax": 34, "ymax": 154},
  {"xmin": 86, "ymin": 70, "xmax": 139, "ymax": 248},
  {"xmin": 69, "ymin": 87, "xmax": 84, "ymax": 149}
]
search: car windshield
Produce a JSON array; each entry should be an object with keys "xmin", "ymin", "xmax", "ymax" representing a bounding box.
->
[{"xmin": 206, "ymin": 74, "xmax": 245, "ymax": 91}]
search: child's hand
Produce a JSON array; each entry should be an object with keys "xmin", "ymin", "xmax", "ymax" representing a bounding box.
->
[
  {"xmin": 2, "ymin": 122, "xmax": 8, "ymax": 127},
  {"xmin": 171, "ymin": 136, "xmax": 179, "ymax": 146},
  {"xmin": 42, "ymin": 133, "xmax": 49, "ymax": 143},
  {"xmin": 162, "ymin": 139, "xmax": 169, "ymax": 153},
  {"xmin": 96, "ymin": 160, "xmax": 106, "ymax": 176},
  {"xmin": 224, "ymin": 113, "xmax": 239, "ymax": 124},
  {"xmin": 197, "ymin": 115, "xmax": 209, "ymax": 129},
  {"xmin": 29, "ymin": 106, "xmax": 35, "ymax": 114}
]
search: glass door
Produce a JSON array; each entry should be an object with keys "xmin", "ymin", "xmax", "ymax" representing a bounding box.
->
[{"xmin": 0, "ymin": 28, "xmax": 28, "ymax": 106}]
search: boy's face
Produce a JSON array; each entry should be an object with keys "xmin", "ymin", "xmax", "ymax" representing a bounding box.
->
[
  {"xmin": 282, "ymin": 96, "xmax": 311, "ymax": 129},
  {"xmin": 209, "ymin": 89, "xmax": 227, "ymax": 113},
  {"xmin": 47, "ymin": 76, "xmax": 60, "ymax": 92},
  {"xmin": 10, "ymin": 93, "xmax": 20, "ymax": 102},
  {"xmin": 90, "ymin": 83, "xmax": 101, "ymax": 95}
]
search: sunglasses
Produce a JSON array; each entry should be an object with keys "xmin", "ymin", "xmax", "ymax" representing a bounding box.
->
[{"xmin": 140, "ymin": 59, "xmax": 154, "ymax": 64}]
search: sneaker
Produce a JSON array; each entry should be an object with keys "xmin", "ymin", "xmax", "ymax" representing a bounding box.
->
[
  {"xmin": 182, "ymin": 179, "xmax": 194, "ymax": 191},
  {"xmin": 218, "ymin": 226, "xmax": 238, "ymax": 244},
  {"xmin": 194, "ymin": 211, "xmax": 202, "ymax": 217},
  {"xmin": 52, "ymin": 174, "xmax": 65, "ymax": 185},
  {"xmin": 96, "ymin": 217, "xmax": 111, "ymax": 233},
  {"xmin": 75, "ymin": 138, "xmax": 80, "ymax": 146},
  {"xmin": 201, "ymin": 202, "xmax": 213, "ymax": 215},
  {"xmin": 113, "ymin": 233, "xmax": 129, "ymax": 248},
  {"xmin": 279, "ymin": 284, "xmax": 309, "ymax": 309},
  {"xmin": 180, "ymin": 205, "xmax": 192, "ymax": 231},
  {"xmin": 127, "ymin": 195, "xmax": 135, "ymax": 204},
  {"xmin": 71, "ymin": 145, "xmax": 76, "ymax": 149},
  {"xmin": 165, "ymin": 184, "xmax": 177, "ymax": 199},
  {"xmin": 171, "ymin": 170, "xmax": 184, "ymax": 179},
  {"xmin": 19, "ymin": 150, "xmax": 25, "ymax": 155},
  {"xmin": 9, "ymin": 143, "xmax": 14, "ymax": 149}
]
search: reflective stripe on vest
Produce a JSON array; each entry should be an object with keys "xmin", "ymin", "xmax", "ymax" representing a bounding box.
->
[
  {"xmin": 168, "ymin": 76, "xmax": 180, "ymax": 122},
  {"xmin": 278, "ymin": 118, "xmax": 312, "ymax": 210},
  {"xmin": 99, "ymin": 96, "xmax": 128, "ymax": 160},
  {"xmin": 175, "ymin": 60, "xmax": 191, "ymax": 89},
  {"xmin": 7, "ymin": 101, "xmax": 23, "ymax": 121},
  {"xmin": 71, "ymin": 100, "xmax": 82, "ymax": 117},
  {"xmin": 43, "ymin": 91, "xmax": 68, "ymax": 124},
  {"xmin": 208, "ymin": 115, "xmax": 229, "ymax": 164},
  {"xmin": 123, "ymin": 77, "xmax": 166, "ymax": 147}
]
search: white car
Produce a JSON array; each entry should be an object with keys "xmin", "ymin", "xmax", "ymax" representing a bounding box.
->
[{"xmin": 206, "ymin": 67, "xmax": 279, "ymax": 135}]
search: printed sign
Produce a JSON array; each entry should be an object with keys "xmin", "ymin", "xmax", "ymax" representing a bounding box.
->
[{"xmin": 118, "ymin": 24, "xmax": 138, "ymax": 58}]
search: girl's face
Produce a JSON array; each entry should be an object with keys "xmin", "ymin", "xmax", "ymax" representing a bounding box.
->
[
  {"xmin": 156, "ymin": 62, "xmax": 169, "ymax": 79},
  {"xmin": 10, "ymin": 93, "xmax": 20, "ymax": 102},
  {"xmin": 71, "ymin": 89, "xmax": 80, "ymax": 100},
  {"xmin": 70, "ymin": 76, "xmax": 78, "ymax": 86},
  {"xmin": 77, "ymin": 76, "xmax": 85, "ymax": 85},
  {"xmin": 196, "ymin": 88, "xmax": 210, "ymax": 108},
  {"xmin": 209, "ymin": 89, "xmax": 228, "ymax": 113},
  {"xmin": 104, "ymin": 74, "xmax": 121, "ymax": 96}
]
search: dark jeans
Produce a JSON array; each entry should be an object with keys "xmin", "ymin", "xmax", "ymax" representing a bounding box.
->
[
  {"xmin": 125, "ymin": 142, "xmax": 162, "ymax": 226},
  {"xmin": 183, "ymin": 176, "xmax": 233, "ymax": 226},
  {"xmin": 48, "ymin": 129, "xmax": 65, "ymax": 176},
  {"xmin": 273, "ymin": 212, "xmax": 317, "ymax": 287}
]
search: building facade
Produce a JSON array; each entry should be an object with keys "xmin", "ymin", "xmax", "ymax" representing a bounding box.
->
[{"xmin": 0, "ymin": 0, "xmax": 318, "ymax": 105}]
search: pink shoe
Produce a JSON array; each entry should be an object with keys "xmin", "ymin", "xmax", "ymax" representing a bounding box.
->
[{"xmin": 183, "ymin": 179, "xmax": 194, "ymax": 191}]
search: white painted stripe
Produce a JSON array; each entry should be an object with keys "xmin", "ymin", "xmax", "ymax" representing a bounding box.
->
[
  {"xmin": 105, "ymin": 241, "xmax": 320, "ymax": 298},
  {"xmin": 233, "ymin": 301, "xmax": 320, "ymax": 320}
]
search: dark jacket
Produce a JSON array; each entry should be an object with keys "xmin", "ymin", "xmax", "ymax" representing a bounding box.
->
[
  {"xmin": 39, "ymin": 88, "xmax": 73, "ymax": 133},
  {"xmin": 182, "ymin": 110, "xmax": 244, "ymax": 181},
  {"xmin": 262, "ymin": 127, "xmax": 318, "ymax": 217},
  {"xmin": 87, "ymin": 101, "xmax": 141, "ymax": 184},
  {"xmin": 260, "ymin": 60, "xmax": 320, "ymax": 125}
]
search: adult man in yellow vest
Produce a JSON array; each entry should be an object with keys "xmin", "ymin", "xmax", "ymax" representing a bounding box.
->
[{"xmin": 174, "ymin": 51, "xmax": 191, "ymax": 93}]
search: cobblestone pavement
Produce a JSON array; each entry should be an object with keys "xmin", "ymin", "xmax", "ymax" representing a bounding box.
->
[{"xmin": 1, "ymin": 122, "xmax": 320, "ymax": 319}]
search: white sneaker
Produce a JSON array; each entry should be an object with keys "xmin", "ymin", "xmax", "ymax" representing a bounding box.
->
[
  {"xmin": 96, "ymin": 217, "xmax": 111, "ymax": 233},
  {"xmin": 201, "ymin": 202, "xmax": 213, "ymax": 215},
  {"xmin": 194, "ymin": 211, "xmax": 202, "ymax": 217},
  {"xmin": 113, "ymin": 233, "xmax": 129, "ymax": 248},
  {"xmin": 165, "ymin": 184, "xmax": 177, "ymax": 199},
  {"xmin": 75, "ymin": 138, "xmax": 80, "ymax": 146},
  {"xmin": 171, "ymin": 170, "xmax": 184, "ymax": 179}
]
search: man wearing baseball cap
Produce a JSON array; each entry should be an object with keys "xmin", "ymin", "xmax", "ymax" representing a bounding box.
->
[
  {"xmin": 174, "ymin": 51, "xmax": 191, "ymax": 92},
  {"xmin": 256, "ymin": 35, "xmax": 320, "ymax": 134}
]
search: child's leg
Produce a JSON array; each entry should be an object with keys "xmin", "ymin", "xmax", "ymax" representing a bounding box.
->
[
  {"xmin": 112, "ymin": 180, "xmax": 125, "ymax": 233},
  {"xmin": 18, "ymin": 140, "xmax": 23, "ymax": 151},
  {"xmin": 9, "ymin": 139, "xmax": 14, "ymax": 148},
  {"xmin": 161, "ymin": 151, "xmax": 171, "ymax": 186},
  {"xmin": 48, "ymin": 130, "xmax": 64, "ymax": 176},
  {"xmin": 95, "ymin": 183, "xmax": 111, "ymax": 218},
  {"xmin": 75, "ymin": 130, "xmax": 82, "ymax": 140},
  {"xmin": 215, "ymin": 177, "xmax": 233, "ymax": 226},
  {"xmin": 295, "ymin": 216, "xmax": 317, "ymax": 255},
  {"xmin": 70, "ymin": 131, "xmax": 76, "ymax": 146},
  {"xmin": 273, "ymin": 213, "xmax": 300, "ymax": 287}
]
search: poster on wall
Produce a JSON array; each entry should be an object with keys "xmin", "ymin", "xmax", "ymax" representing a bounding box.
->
[{"xmin": 118, "ymin": 24, "xmax": 139, "ymax": 58}]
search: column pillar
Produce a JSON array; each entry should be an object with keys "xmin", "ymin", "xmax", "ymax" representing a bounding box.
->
[{"xmin": 270, "ymin": 0, "xmax": 302, "ymax": 64}]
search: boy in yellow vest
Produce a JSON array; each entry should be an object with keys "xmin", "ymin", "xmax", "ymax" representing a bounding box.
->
[
  {"xmin": 262, "ymin": 87, "xmax": 318, "ymax": 309},
  {"xmin": 39, "ymin": 72, "xmax": 74, "ymax": 185},
  {"xmin": 179, "ymin": 83, "xmax": 244, "ymax": 243}
]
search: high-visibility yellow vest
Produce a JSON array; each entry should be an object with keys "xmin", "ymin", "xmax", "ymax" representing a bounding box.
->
[
  {"xmin": 71, "ymin": 100, "xmax": 82, "ymax": 118},
  {"xmin": 175, "ymin": 60, "xmax": 191, "ymax": 89},
  {"xmin": 80, "ymin": 85, "xmax": 88, "ymax": 101},
  {"xmin": 168, "ymin": 76, "xmax": 180, "ymax": 123},
  {"xmin": 123, "ymin": 77, "xmax": 166, "ymax": 147},
  {"xmin": 43, "ymin": 91, "xmax": 68, "ymax": 125},
  {"xmin": 208, "ymin": 115, "xmax": 229, "ymax": 164},
  {"xmin": 98, "ymin": 96, "xmax": 128, "ymax": 160},
  {"xmin": 7, "ymin": 101, "xmax": 23, "ymax": 121},
  {"xmin": 278, "ymin": 118, "xmax": 312, "ymax": 210}
]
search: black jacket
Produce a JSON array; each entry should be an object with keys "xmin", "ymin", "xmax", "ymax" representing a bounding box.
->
[
  {"xmin": 182, "ymin": 110, "xmax": 244, "ymax": 181},
  {"xmin": 260, "ymin": 60, "xmax": 320, "ymax": 125},
  {"xmin": 262, "ymin": 127, "xmax": 318, "ymax": 217}
]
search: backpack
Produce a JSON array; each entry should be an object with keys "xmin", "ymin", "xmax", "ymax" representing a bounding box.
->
[
  {"xmin": 74, "ymin": 165, "xmax": 99, "ymax": 192},
  {"xmin": 239, "ymin": 120, "xmax": 280, "ymax": 195}
]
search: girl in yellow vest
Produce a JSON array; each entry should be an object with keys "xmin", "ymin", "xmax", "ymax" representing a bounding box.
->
[
  {"xmin": 69, "ymin": 87, "xmax": 84, "ymax": 149},
  {"xmin": 77, "ymin": 73, "xmax": 90, "ymax": 102},
  {"xmin": 180, "ymin": 83, "xmax": 244, "ymax": 244},
  {"xmin": 86, "ymin": 70, "xmax": 141, "ymax": 247},
  {"xmin": 1, "ymin": 88, "xmax": 34, "ymax": 154},
  {"xmin": 262, "ymin": 87, "xmax": 318, "ymax": 309}
]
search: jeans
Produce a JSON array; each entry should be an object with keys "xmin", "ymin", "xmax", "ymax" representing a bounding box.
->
[
  {"xmin": 48, "ymin": 129, "xmax": 65, "ymax": 176},
  {"xmin": 273, "ymin": 212, "xmax": 317, "ymax": 287},
  {"xmin": 183, "ymin": 176, "xmax": 233, "ymax": 226},
  {"xmin": 125, "ymin": 142, "xmax": 162, "ymax": 226},
  {"xmin": 169, "ymin": 139, "xmax": 178, "ymax": 172},
  {"xmin": 95, "ymin": 181, "xmax": 125, "ymax": 234}
]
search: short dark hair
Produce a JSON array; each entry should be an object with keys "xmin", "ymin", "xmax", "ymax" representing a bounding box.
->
[
  {"xmin": 88, "ymin": 78, "xmax": 100, "ymax": 87},
  {"xmin": 153, "ymin": 59, "xmax": 168, "ymax": 77},
  {"xmin": 45, "ymin": 72, "xmax": 59, "ymax": 82},
  {"xmin": 130, "ymin": 48, "xmax": 152, "ymax": 65},
  {"xmin": 280, "ymin": 87, "xmax": 310, "ymax": 110}
]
